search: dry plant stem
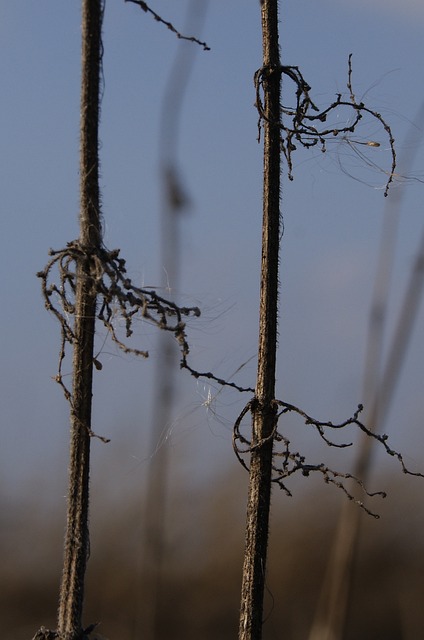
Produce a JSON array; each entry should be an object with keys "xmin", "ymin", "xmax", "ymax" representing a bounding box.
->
[
  {"xmin": 238, "ymin": 2, "xmax": 281, "ymax": 640},
  {"xmin": 57, "ymin": 0, "xmax": 103, "ymax": 637},
  {"xmin": 308, "ymin": 104, "xmax": 424, "ymax": 640}
]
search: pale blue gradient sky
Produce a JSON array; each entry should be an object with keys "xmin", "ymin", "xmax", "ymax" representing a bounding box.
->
[{"xmin": 1, "ymin": 1, "xmax": 424, "ymax": 514}]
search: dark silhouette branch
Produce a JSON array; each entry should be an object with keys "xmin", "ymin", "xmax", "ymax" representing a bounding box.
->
[
  {"xmin": 125, "ymin": 0, "xmax": 210, "ymax": 50},
  {"xmin": 38, "ymin": 242, "xmax": 201, "ymax": 411},
  {"xmin": 238, "ymin": 2, "xmax": 281, "ymax": 639},
  {"xmin": 255, "ymin": 54, "xmax": 396, "ymax": 196},
  {"xmin": 233, "ymin": 399, "xmax": 424, "ymax": 519}
]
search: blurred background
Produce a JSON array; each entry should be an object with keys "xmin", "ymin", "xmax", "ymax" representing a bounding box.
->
[{"xmin": 1, "ymin": 1, "xmax": 424, "ymax": 638}]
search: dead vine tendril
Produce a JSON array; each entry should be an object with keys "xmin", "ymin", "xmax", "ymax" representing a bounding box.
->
[
  {"xmin": 233, "ymin": 399, "xmax": 424, "ymax": 518},
  {"xmin": 125, "ymin": 0, "xmax": 210, "ymax": 50},
  {"xmin": 37, "ymin": 241, "xmax": 200, "ymax": 415},
  {"xmin": 254, "ymin": 54, "xmax": 396, "ymax": 196},
  {"xmin": 39, "ymin": 238, "xmax": 423, "ymax": 513},
  {"xmin": 37, "ymin": 239, "xmax": 423, "ymax": 515}
]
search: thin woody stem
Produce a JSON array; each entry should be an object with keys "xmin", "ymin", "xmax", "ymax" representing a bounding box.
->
[
  {"xmin": 57, "ymin": 1, "xmax": 103, "ymax": 637},
  {"xmin": 238, "ymin": 2, "xmax": 281, "ymax": 639}
]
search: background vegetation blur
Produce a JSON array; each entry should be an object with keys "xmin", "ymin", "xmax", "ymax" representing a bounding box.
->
[{"xmin": 3, "ymin": 468, "xmax": 424, "ymax": 639}]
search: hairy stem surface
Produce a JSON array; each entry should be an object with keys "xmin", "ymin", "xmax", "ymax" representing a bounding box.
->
[
  {"xmin": 57, "ymin": 1, "xmax": 103, "ymax": 637},
  {"xmin": 238, "ymin": 2, "xmax": 281, "ymax": 639}
]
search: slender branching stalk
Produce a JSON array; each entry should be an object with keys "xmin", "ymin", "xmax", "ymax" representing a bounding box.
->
[
  {"xmin": 56, "ymin": 1, "xmax": 104, "ymax": 637},
  {"xmin": 238, "ymin": 2, "xmax": 281, "ymax": 639},
  {"xmin": 32, "ymin": 2, "xmax": 104, "ymax": 638},
  {"xmin": 235, "ymin": 3, "xmax": 422, "ymax": 639},
  {"xmin": 33, "ymin": 4, "xmax": 207, "ymax": 639}
]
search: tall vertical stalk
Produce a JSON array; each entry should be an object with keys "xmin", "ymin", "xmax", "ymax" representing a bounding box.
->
[
  {"xmin": 238, "ymin": 2, "xmax": 281, "ymax": 639},
  {"xmin": 308, "ymin": 103, "xmax": 424, "ymax": 640},
  {"xmin": 57, "ymin": 1, "xmax": 103, "ymax": 637}
]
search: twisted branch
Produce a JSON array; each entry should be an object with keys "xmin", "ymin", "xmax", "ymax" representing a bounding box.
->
[
  {"xmin": 125, "ymin": 0, "xmax": 210, "ymax": 50},
  {"xmin": 233, "ymin": 399, "xmax": 424, "ymax": 518},
  {"xmin": 254, "ymin": 54, "xmax": 396, "ymax": 196},
  {"xmin": 37, "ymin": 241, "xmax": 200, "ymax": 416}
]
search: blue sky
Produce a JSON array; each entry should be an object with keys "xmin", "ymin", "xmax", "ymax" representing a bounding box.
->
[{"xmin": 1, "ymin": 1, "xmax": 424, "ymax": 516}]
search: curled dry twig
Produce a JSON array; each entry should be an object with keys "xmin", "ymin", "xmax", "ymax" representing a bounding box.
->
[
  {"xmin": 37, "ymin": 238, "xmax": 255, "ymax": 422},
  {"xmin": 37, "ymin": 240, "xmax": 200, "ymax": 420},
  {"xmin": 181, "ymin": 356, "xmax": 255, "ymax": 394},
  {"xmin": 233, "ymin": 399, "xmax": 424, "ymax": 518},
  {"xmin": 125, "ymin": 0, "xmax": 210, "ymax": 50},
  {"xmin": 38, "ymin": 241, "xmax": 423, "ymax": 513},
  {"xmin": 254, "ymin": 54, "xmax": 396, "ymax": 196}
]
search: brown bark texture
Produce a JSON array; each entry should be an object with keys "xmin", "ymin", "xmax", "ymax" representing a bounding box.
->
[
  {"xmin": 57, "ymin": 1, "xmax": 103, "ymax": 638},
  {"xmin": 238, "ymin": 2, "xmax": 281, "ymax": 640}
]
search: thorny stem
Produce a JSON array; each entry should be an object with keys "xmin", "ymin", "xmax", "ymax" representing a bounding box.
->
[
  {"xmin": 57, "ymin": 1, "xmax": 103, "ymax": 637},
  {"xmin": 238, "ymin": 2, "xmax": 281, "ymax": 640}
]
